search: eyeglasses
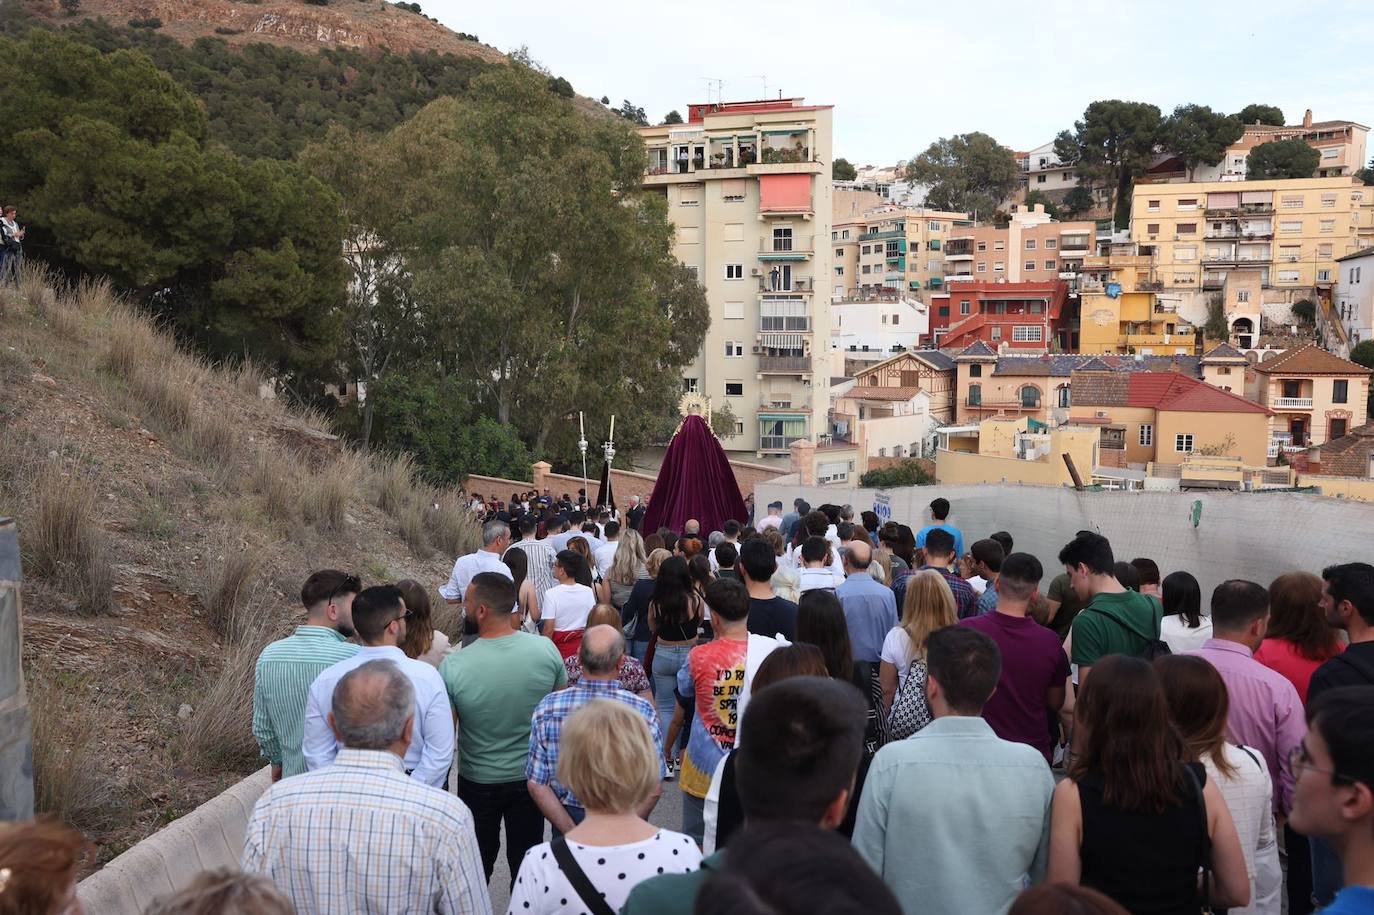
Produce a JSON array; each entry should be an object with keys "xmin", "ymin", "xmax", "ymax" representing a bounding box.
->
[
  {"xmin": 390, "ymin": 607, "xmax": 415, "ymax": 626},
  {"xmin": 1289, "ymin": 742, "xmax": 1356, "ymax": 785}
]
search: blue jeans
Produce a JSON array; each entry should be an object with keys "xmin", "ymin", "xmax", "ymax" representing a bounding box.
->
[
  {"xmin": 651, "ymin": 643, "xmax": 692, "ymax": 746},
  {"xmin": 682, "ymin": 789, "xmax": 705, "ymax": 845},
  {"xmin": 627, "ymin": 637, "xmax": 650, "ymax": 665}
]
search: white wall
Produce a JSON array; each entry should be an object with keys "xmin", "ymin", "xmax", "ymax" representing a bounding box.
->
[
  {"xmin": 861, "ymin": 411, "xmax": 938, "ymax": 459},
  {"xmin": 831, "ymin": 299, "xmax": 928, "ymax": 358},
  {"xmin": 1336, "ymin": 254, "xmax": 1374, "ymax": 347},
  {"xmin": 754, "ymin": 481, "xmax": 1374, "ymax": 601}
]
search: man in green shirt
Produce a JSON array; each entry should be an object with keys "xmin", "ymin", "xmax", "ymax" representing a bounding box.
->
[
  {"xmin": 440, "ymin": 571, "xmax": 566, "ymax": 886},
  {"xmin": 1057, "ymin": 531, "xmax": 1163, "ymax": 683},
  {"xmin": 252, "ymin": 570, "xmax": 361, "ymax": 781},
  {"xmin": 620, "ymin": 677, "xmax": 866, "ymax": 915}
]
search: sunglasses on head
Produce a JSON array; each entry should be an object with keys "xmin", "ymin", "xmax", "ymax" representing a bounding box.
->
[{"xmin": 325, "ymin": 574, "xmax": 361, "ymax": 606}]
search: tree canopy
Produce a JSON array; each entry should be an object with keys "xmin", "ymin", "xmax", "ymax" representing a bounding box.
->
[
  {"xmin": 1054, "ymin": 100, "xmax": 1161, "ymax": 228},
  {"xmin": 1157, "ymin": 104, "xmax": 1243, "ymax": 180},
  {"xmin": 662, "ymin": 110, "xmax": 684, "ymax": 125},
  {"xmin": 1061, "ymin": 184, "xmax": 1096, "ymax": 217},
  {"xmin": 1023, "ymin": 190, "xmax": 1060, "ymax": 219},
  {"xmin": 1234, "ymin": 103, "xmax": 1285, "ymax": 126},
  {"xmin": 1247, "ymin": 138, "xmax": 1320, "ymax": 179},
  {"xmin": 905, "ymin": 132, "xmax": 1019, "ymax": 218},
  {"xmin": 832, "ymin": 157, "xmax": 857, "ymax": 181}
]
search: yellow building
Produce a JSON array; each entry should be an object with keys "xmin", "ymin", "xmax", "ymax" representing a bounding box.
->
[
  {"xmin": 1129, "ymin": 177, "xmax": 1374, "ymax": 299},
  {"xmin": 935, "ymin": 417, "xmax": 1100, "ymax": 487},
  {"xmin": 830, "ymin": 206, "xmax": 973, "ymax": 301},
  {"xmin": 640, "ymin": 98, "xmax": 833, "ymax": 455},
  {"xmin": 1079, "ymin": 244, "xmax": 1199, "ymax": 355}
]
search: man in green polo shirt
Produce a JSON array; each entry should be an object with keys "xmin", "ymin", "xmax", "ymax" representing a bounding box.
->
[
  {"xmin": 1057, "ymin": 531, "xmax": 1163, "ymax": 684},
  {"xmin": 620, "ymin": 677, "xmax": 866, "ymax": 915},
  {"xmin": 252, "ymin": 570, "xmax": 361, "ymax": 781},
  {"xmin": 440, "ymin": 571, "xmax": 566, "ymax": 886}
]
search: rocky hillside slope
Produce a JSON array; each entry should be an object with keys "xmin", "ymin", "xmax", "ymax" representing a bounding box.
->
[
  {"xmin": 21, "ymin": 0, "xmax": 505, "ymax": 59},
  {"xmin": 0, "ymin": 265, "xmax": 480, "ymax": 869}
]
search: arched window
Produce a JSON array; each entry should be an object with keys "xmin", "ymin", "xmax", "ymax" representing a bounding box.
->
[
  {"xmin": 1020, "ymin": 385, "xmax": 1041, "ymax": 408},
  {"xmin": 968, "ymin": 383, "xmax": 982, "ymax": 406}
]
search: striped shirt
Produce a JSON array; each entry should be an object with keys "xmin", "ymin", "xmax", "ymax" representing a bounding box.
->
[
  {"xmin": 242, "ymin": 749, "xmax": 491, "ymax": 915},
  {"xmin": 252, "ymin": 626, "xmax": 360, "ymax": 777},
  {"xmin": 507, "ymin": 538, "xmax": 557, "ymax": 602},
  {"xmin": 527, "ymin": 678, "xmax": 662, "ymax": 810}
]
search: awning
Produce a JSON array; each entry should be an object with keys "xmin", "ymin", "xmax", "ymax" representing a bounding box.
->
[
  {"xmin": 759, "ymin": 174, "xmax": 811, "ymax": 211},
  {"xmin": 762, "ymin": 128, "xmax": 806, "ymax": 136},
  {"xmin": 761, "ymin": 332, "xmax": 806, "ymax": 348},
  {"xmin": 758, "ymin": 413, "xmax": 808, "ymax": 422},
  {"xmin": 1028, "ymin": 418, "xmax": 1048, "ymax": 431}
]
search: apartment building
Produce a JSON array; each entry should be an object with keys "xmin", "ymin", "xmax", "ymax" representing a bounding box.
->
[
  {"xmin": 1078, "ymin": 245, "xmax": 1200, "ymax": 355},
  {"xmin": 831, "ymin": 294, "xmax": 928, "ymax": 373},
  {"xmin": 1334, "ymin": 249, "xmax": 1374, "ymax": 350},
  {"xmin": 1249, "ymin": 344, "xmax": 1371, "ymax": 449},
  {"xmin": 830, "ymin": 206, "xmax": 973, "ymax": 300},
  {"xmin": 942, "ymin": 205, "xmax": 1096, "ymax": 290},
  {"xmin": 930, "ymin": 279, "xmax": 1071, "ymax": 351},
  {"xmin": 1129, "ymin": 177, "xmax": 1374, "ymax": 300},
  {"xmin": 640, "ymin": 98, "xmax": 834, "ymax": 455},
  {"xmin": 1179, "ymin": 110, "xmax": 1369, "ymax": 182}
]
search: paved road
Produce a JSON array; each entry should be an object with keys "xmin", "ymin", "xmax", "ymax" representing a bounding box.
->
[{"xmin": 482, "ymin": 778, "xmax": 686, "ymax": 913}]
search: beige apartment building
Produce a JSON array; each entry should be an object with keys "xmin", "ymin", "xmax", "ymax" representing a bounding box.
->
[
  {"xmin": 640, "ymin": 98, "xmax": 834, "ymax": 455},
  {"xmin": 943, "ymin": 205, "xmax": 1096, "ymax": 290},
  {"xmin": 1129, "ymin": 177, "xmax": 1374, "ymax": 299},
  {"xmin": 828, "ymin": 206, "xmax": 972, "ymax": 300},
  {"xmin": 1249, "ymin": 344, "xmax": 1372, "ymax": 449}
]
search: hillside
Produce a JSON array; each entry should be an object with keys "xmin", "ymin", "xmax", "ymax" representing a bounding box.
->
[
  {"xmin": 0, "ymin": 265, "xmax": 480, "ymax": 869},
  {"xmin": 19, "ymin": 0, "xmax": 505, "ymax": 60}
]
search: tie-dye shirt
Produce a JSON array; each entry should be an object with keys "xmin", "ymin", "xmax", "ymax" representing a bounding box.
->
[{"xmin": 675, "ymin": 637, "xmax": 749, "ymax": 799}]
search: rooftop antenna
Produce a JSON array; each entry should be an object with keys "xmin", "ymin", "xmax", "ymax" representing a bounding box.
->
[
  {"xmin": 748, "ymin": 75, "xmax": 768, "ymax": 100},
  {"xmin": 701, "ymin": 77, "xmax": 726, "ymax": 106}
]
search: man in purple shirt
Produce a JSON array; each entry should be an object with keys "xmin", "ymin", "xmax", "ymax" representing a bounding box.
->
[
  {"xmin": 961, "ymin": 552, "xmax": 1068, "ymax": 763},
  {"xmin": 1186, "ymin": 579, "xmax": 1305, "ymax": 816}
]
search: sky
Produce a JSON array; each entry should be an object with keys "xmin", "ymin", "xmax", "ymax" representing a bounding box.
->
[{"xmin": 424, "ymin": 0, "xmax": 1373, "ymax": 167}]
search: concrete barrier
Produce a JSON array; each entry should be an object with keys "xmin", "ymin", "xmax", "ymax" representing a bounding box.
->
[
  {"xmin": 77, "ymin": 766, "xmax": 271, "ymax": 914},
  {"xmin": 0, "ymin": 517, "xmax": 34, "ymax": 822}
]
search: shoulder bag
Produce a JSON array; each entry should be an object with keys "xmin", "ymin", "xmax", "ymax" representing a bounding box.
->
[
  {"xmin": 886, "ymin": 656, "xmax": 932, "ymax": 741},
  {"xmin": 550, "ymin": 835, "xmax": 618, "ymax": 915},
  {"xmin": 1184, "ymin": 764, "xmax": 1214, "ymax": 915}
]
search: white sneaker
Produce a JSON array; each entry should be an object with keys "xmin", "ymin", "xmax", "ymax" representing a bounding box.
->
[{"xmin": 663, "ymin": 758, "xmax": 676, "ymax": 780}]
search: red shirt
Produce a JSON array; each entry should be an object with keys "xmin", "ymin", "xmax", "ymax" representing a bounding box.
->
[{"xmin": 1253, "ymin": 637, "xmax": 1344, "ymax": 704}]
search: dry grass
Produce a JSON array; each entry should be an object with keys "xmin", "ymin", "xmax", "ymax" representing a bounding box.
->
[
  {"xmin": 188, "ymin": 410, "xmax": 239, "ymax": 469},
  {"xmin": 21, "ymin": 460, "xmax": 117, "ymax": 616},
  {"xmin": 30, "ymin": 669, "xmax": 128, "ymax": 832},
  {"xmin": 18, "ymin": 261, "xmax": 57, "ymax": 315},
  {"xmin": 426, "ymin": 488, "xmax": 481, "ymax": 559},
  {"xmin": 181, "ymin": 633, "xmax": 275, "ymax": 771},
  {"xmin": 66, "ymin": 275, "xmax": 117, "ymax": 317},
  {"xmin": 202, "ymin": 537, "xmax": 262, "ymax": 643},
  {"xmin": 235, "ymin": 359, "xmax": 270, "ymax": 400},
  {"xmin": 250, "ymin": 449, "xmax": 297, "ymax": 523},
  {"xmin": 46, "ymin": 295, "xmax": 86, "ymax": 342},
  {"xmin": 304, "ymin": 450, "xmax": 364, "ymax": 532},
  {"xmin": 374, "ymin": 451, "xmax": 418, "ymax": 515}
]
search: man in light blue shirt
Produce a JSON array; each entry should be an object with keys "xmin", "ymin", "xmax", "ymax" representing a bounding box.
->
[
  {"xmin": 853, "ymin": 626, "xmax": 1053, "ymax": 915},
  {"xmin": 835, "ymin": 540, "xmax": 897, "ymax": 662},
  {"xmin": 915, "ymin": 496, "xmax": 964, "ymax": 561},
  {"xmin": 303, "ymin": 585, "xmax": 455, "ymax": 788}
]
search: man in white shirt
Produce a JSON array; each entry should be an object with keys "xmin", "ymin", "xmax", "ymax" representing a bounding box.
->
[
  {"xmin": 550, "ymin": 510, "xmax": 604, "ymax": 552},
  {"xmin": 440, "ymin": 519, "xmax": 512, "ymax": 604},
  {"xmin": 302, "ymin": 586, "xmax": 455, "ymax": 788},
  {"xmin": 757, "ymin": 500, "xmax": 784, "ymax": 532},
  {"xmin": 594, "ymin": 520, "xmax": 621, "ymax": 574},
  {"xmin": 798, "ymin": 536, "xmax": 841, "ymax": 593},
  {"xmin": 709, "ymin": 520, "xmax": 743, "ymax": 572}
]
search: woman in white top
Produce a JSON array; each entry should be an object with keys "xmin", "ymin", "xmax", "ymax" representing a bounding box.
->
[
  {"xmin": 1159, "ymin": 570, "xmax": 1214, "ymax": 654},
  {"xmin": 543, "ymin": 549, "xmax": 597, "ymax": 660},
  {"xmin": 507, "ymin": 699, "xmax": 700, "ymax": 915},
  {"xmin": 395, "ymin": 579, "xmax": 453, "ymax": 667},
  {"xmin": 877, "ymin": 569, "xmax": 957, "ymax": 712},
  {"xmin": 1158, "ymin": 655, "xmax": 1282, "ymax": 915}
]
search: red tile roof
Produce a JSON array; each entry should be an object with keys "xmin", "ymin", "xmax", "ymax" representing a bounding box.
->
[
  {"xmin": 1252, "ymin": 344, "xmax": 1373, "ymax": 377},
  {"xmin": 1126, "ymin": 372, "xmax": 1271, "ymax": 414}
]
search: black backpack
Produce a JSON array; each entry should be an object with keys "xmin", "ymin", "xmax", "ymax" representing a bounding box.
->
[{"xmin": 1084, "ymin": 606, "xmax": 1172, "ymax": 660}]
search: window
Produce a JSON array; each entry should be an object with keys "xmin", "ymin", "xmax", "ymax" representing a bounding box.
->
[
  {"xmin": 1045, "ymin": 239, "xmax": 1057, "ymax": 249},
  {"xmin": 1176, "ymin": 246, "xmax": 1197, "ymax": 262},
  {"xmin": 881, "ymin": 314, "xmax": 888, "ymax": 324},
  {"xmin": 892, "ymin": 314, "xmax": 900, "ymax": 325},
  {"xmin": 1280, "ymin": 220, "xmax": 1302, "ymax": 233},
  {"xmin": 842, "ymin": 229, "xmax": 850, "ymax": 239},
  {"xmin": 1280, "ymin": 245, "xmax": 1301, "ymax": 260},
  {"xmin": 976, "ymin": 262, "xmax": 987, "ymax": 273},
  {"xmin": 862, "ymin": 265, "xmax": 871, "ymax": 274},
  {"xmin": 1036, "ymin": 174, "xmax": 1047, "ymax": 183},
  {"xmin": 938, "ymin": 306, "xmax": 950, "ymax": 317},
  {"xmin": 994, "ymin": 261, "xmax": 1005, "ymax": 272},
  {"xmin": 1175, "ymin": 433, "xmax": 1194, "ymax": 453},
  {"xmin": 1025, "ymin": 260, "xmax": 1036, "ymax": 271},
  {"xmin": 834, "ymin": 266, "xmax": 843, "ymax": 276},
  {"xmin": 1237, "ymin": 291, "xmax": 1249, "ymax": 303},
  {"xmin": 1140, "ymin": 424, "xmax": 1154, "ymax": 447},
  {"xmin": 1025, "ymin": 239, "xmax": 1037, "ymax": 250},
  {"xmin": 990, "ymin": 326, "xmax": 1002, "ymax": 339},
  {"xmin": 928, "ymin": 221, "xmax": 941, "ymax": 231},
  {"xmin": 1278, "ymin": 269, "xmax": 1300, "ymax": 283},
  {"xmin": 1320, "ymin": 219, "xmax": 1336, "ymax": 233},
  {"xmin": 1045, "ymin": 259, "xmax": 1057, "ymax": 271},
  {"xmin": 759, "ymin": 299, "xmax": 809, "ymax": 331},
  {"xmin": 723, "ymin": 301, "xmax": 744, "ymax": 320},
  {"xmin": 1218, "ymin": 366, "xmax": 1232, "ymax": 375},
  {"xmin": 734, "ymin": 421, "xmax": 745, "ymax": 436},
  {"xmin": 994, "ymin": 241, "xmax": 1005, "ymax": 251},
  {"xmin": 862, "ymin": 245, "xmax": 871, "ymax": 255},
  {"xmin": 683, "ymin": 377, "xmax": 699, "ymax": 393},
  {"xmin": 967, "ymin": 383, "xmax": 981, "ymax": 406},
  {"xmin": 1013, "ymin": 325, "xmax": 1043, "ymax": 342},
  {"xmin": 1019, "ymin": 385, "xmax": 1040, "ymax": 407},
  {"xmin": 1321, "ymin": 193, "xmax": 1338, "ymax": 208},
  {"xmin": 1057, "ymin": 385, "xmax": 1070, "ymax": 408},
  {"xmin": 1147, "ymin": 199, "xmax": 1161, "ymax": 212},
  {"xmin": 724, "ymin": 381, "xmax": 743, "ymax": 397},
  {"xmin": 1176, "ymin": 223, "xmax": 1197, "ymax": 236},
  {"xmin": 1334, "ymin": 379, "xmax": 1349, "ymax": 403},
  {"xmin": 960, "ymin": 298, "xmax": 971, "ymax": 315},
  {"xmin": 1318, "ymin": 269, "xmax": 1332, "ymax": 282},
  {"xmin": 969, "ymin": 363, "xmax": 982, "ymax": 377},
  {"xmin": 685, "ymin": 265, "xmax": 699, "ymax": 281},
  {"xmin": 976, "ymin": 242, "xmax": 988, "ymax": 252},
  {"xmin": 1173, "ymin": 273, "xmax": 1195, "ymax": 285},
  {"xmin": 725, "ymin": 264, "xmax": 743, "ymax": 280},
  {"xmin": 1178, "ymin": 198, "xmax": 1198, "ymax": 211},
  {"xmin": 1281, "ymin": 195, "xmax": 1304, "ymax": 208},
  {"xmin": 1147, "ymin": 223, "xmax": 1161, "ymax": 235},
  {"xmin": 835, "ymin": 248, "xmax": 844, "ymax": 257},
  {"xmin": 1318, "ymin": 243, "xmax": 1334, "ymax": 258},
  {"xmin": 1331, "ymin": 418, "xmax": 1348, "ymax": 440},
  {"xmin": 725, "ymin": 341, "xmax": 744, "ymax": 357}
]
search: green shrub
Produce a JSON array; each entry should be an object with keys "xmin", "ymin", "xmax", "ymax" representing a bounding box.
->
[{"xmin": 860, "ymin": 461, "xmax": 933, "ymax": 488}]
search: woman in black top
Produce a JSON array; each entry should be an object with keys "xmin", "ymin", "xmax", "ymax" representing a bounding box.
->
[
  {"xmin": 620, "ymin": 547, "xmax": 669, "ymax": 663},
  {"xmin": 1048, "ymin": 655, "xmax": 1250, "ymax": 914},
  {"xmin": 647, "ymin": 555, "xmax": 703, "ymax": 763}
]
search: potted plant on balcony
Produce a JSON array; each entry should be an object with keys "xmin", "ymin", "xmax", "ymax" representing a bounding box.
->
[
  {"xmin": 711, "ymin": 152, "xmax": 726, "ymax": 168},
  {"xmin": 762, "ymin": 147, "xmax": 781, "ymax": 165}
]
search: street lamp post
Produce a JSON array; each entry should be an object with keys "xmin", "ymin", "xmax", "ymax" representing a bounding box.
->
[{"xmin": 578, "ymin": 411, "xmax": 588, "ymax": 507}]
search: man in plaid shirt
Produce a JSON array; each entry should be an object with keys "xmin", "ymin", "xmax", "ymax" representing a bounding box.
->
[
  {"xmin": 526, "ymin": 625, "xmax": 664, "ymax": 833},
  {"xmin": 893, "ymin": 528, "xmax": 978, "ymax": 619},
  {"xmin": 243, "ymin": 660, "xmax": 490, "ymax": 915}
]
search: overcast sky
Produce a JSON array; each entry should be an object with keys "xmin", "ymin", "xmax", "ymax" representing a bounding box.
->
[{"xmin": 425, "ymin": 0, "xmax": 1373, "ymax": 167}]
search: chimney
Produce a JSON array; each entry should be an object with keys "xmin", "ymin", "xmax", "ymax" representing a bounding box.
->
[{"xmin": 1303, "ymin": 109, "xmax": 1313, "ymax": 128}]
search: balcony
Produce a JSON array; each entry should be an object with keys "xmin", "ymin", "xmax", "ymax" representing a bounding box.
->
[
  {"xmin": 859, "ymin": 228, "xmax": 905, "ymax": 241},
  {"xmin": 1205, "ymin": 204, "xmax": 1274, "ymax": 218},
  {"xmin": 1059, "ymin": 236, "xmax": 1092, "ymax": 252},
  {"xmin": 1271, "ymin": 397, "xmax": 1314, "ymax": 410},
  {"xmin": 758, "ymin": 236, "xmax": 814, "ymax": 259},
  {"xmin": 965, "ymin": 399, "xmax": 1041, "ymax": 412},
  {"xmin": 944, "ymin": 251, "xmax": 974, "ymax": 262},
  {"xmin": 757, "ymin": 354, "xmax": 812, "ymax": 374},
  {"xmin": 1138, "ymin": 280, "xmax": 1165, "ymax": 291},
  {"xmin": 758, "ymin": 277, "xmax": 812, "ymax": 294}
]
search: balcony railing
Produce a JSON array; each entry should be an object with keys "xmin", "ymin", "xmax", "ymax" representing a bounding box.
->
[
  {"xmin": 758, "ymin": 354, "xmax": 812, "ymax": 373},
  {"xmin": 758, "ymin": 237, "xmax": 814, "ymax": 255},
  {"xmin": 1272, "ymin": 397, "xmax": 1314, "ymax": 410},
  {"xmin": 1205, "ymin": 204, "xmax": 1274, "ymax": 218},
  {"xmin": 760, "ymin": 435, "xmax": 805, "ymax": 452},
  {"xmin": 1059, "ymin": 237, "xmax": 1092, "ymax": 251},
  {"xmin": 759, "ymin": 277, "xmax": 812, "ymax": 293},
  {"xmin": 965, "ymin": 399, "xmax": 1040, "ymax": 410}
]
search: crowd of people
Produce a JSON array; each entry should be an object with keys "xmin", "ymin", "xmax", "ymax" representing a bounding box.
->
[{"xmin": 3, "ymin": 494, "xmax": 1374, "ymax": 915}]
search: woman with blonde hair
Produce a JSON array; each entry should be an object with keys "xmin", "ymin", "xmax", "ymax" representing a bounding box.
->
[
  {"xmin": 145, "ymin": 869, "xmax": 293, "ymax": 915},
  {"xmin": 563, "ymin": 605, "xmax": 653, "ymax": 703},
  {"xmin": 877, "ymin": 569, "xmax": 956, "ymax": 723},
  {"xmin": 607, "ymin": 528, "xmax": 649, "ymax": 611},
  {"xmin": 395, "ymin": 579, "xmax": 453, "ymax": 667},
  {"xmin": 508, "ymin": 700, "xmax": 701, "ymax": 914}
]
